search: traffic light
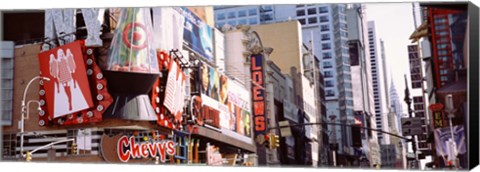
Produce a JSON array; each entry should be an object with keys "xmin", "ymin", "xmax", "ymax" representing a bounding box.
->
[
  {"xmin": 71, "ymin": 142, "xmax": 78, "ymax": 155},
  {"xmin": 264, "ymin": 134, "xmax": 270, "ymax": 148},
  {"xmin": 272, "ymin": 134, "xmax": 280, "ymax": 149},
  {"xmin": 25, "ymin": 151, "xmax": 32, "ymax": 162}
]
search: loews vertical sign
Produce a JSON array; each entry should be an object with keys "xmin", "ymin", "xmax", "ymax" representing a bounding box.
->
[{"xmin": 250, "ymin": 54, "xmax": 266, "ymax": 138}]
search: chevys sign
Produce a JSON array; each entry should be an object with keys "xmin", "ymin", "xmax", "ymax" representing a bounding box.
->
[
  {"xmin": 100, "ymin": 134, "xmax": 177, "ymax": 163},
  {"xmin": 117, "ymin": 136, "xmax": 176, "ymax": 162}
]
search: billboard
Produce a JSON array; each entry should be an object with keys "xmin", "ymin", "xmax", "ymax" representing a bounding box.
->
[
  {"xmin": 197, "ymin": 62, "xmax": 252, "ymax": 139},
  {"xmin": 251, "ymin": 54, "xmax": 266, "ymax": 138},
  {"xmin": 174, "ymin": 7, "xmax": 214, "ymax": 62},
  {"xmin": 433, "ymin": 125, "xmax": 467, "ymax": 157},
  {"xmin": 408, "ymin": 45, "xmax": 422, "ymax": 89},
  {"xmin": 38, "ymin": 41, "xmax": 94, "ymax": 119}
]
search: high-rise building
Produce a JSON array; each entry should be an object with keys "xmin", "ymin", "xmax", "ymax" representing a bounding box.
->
[
  {"xmin": 214, "ymin": 4, "xmax": 356, "ymax": 166},
  {"xmin": 345, "ymin": 4, "xmax": 380, "ymax": 167},
  {"xmin": 367, "ymin": 21, "xmax": 389, "ymax": 145}
]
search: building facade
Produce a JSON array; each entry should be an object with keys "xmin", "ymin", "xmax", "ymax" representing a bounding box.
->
[{"xmin": 367, "ymin": 21, "xmax": 390, "ymax": 145}]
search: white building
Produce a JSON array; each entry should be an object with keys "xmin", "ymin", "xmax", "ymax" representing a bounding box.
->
[{"xmin": 367, "ymin": 21, "xmax": 390, "ymax": 145}]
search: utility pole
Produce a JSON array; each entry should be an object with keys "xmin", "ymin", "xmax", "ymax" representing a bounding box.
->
[
  {"xmin": 329, "ymin": 114, "xmax": 337, "ymax": 167},
  {"xmin": 403, "ymin": 75, "xmax": 419, "ymax": 169}
]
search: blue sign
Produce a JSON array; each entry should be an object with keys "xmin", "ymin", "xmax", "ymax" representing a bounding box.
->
[{"xmin": 174, "ymin": 7, "xmax": 214, "ymax": 62}]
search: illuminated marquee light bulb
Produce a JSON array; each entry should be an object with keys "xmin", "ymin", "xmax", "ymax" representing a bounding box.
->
[
  {"xmin": 87, "ymin": 58, "xmax": 94, "ymax": 65},
  {"xmin": 86, "ymin": 111, "xmax": 94, "ymax": 118},
  {"xmin": 97, "ymin": 94, "xmax": 104, "ymax": 101},
  {"xmin": 39, "ymin": 90, "xmax": 46, "ymax": 96},
  {"xmin": 97, "ymin": 105, "xmax": 104, "ymax": 111},
  {"xmin": 87, "ymin": 69, "xmax": 93, "ymax": 75},
  {"xmin": 38, "ymin": 120, "xmax": 45, "ymax": 126},
  {"xmin": 96, "ymin": 73, "xmax": 103, "ymax": 80},
  {"xmin": 96, "ymin": 83, "xmax": 103, "ymax": 90}
]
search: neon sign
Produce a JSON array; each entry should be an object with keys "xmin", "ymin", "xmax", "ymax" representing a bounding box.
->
[
  {"xmin": 251, "ymin": 54, "xmax": 266, "ymax": 137},
  {"xmin": 117, "ymin": 136, "xmax": 176, "ymax": 162}
]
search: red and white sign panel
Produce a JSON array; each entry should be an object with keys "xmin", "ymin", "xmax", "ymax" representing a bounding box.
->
[{"xmin": 38, "ymin": 41, "xmax": 94, "ymax": 119}]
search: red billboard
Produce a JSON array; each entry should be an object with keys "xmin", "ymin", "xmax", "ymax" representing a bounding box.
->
[
  {"xmin": 251, "ymin": 54, "xmax": 266, "ymax": 138},
  {"xmin": 38, "ymin": 41, "xmax": 94, "ymax": 119},
  {"xmin": 38, "ymin": 40, "xmax": 112, "ymax": 126}
]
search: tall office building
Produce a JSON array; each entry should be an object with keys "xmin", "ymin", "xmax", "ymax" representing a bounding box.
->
[
  {"xmin": 214, "ymin": 4, "xmax": 356, "ymax": 166},
  {"xmin": 367, "ymin": 21, "xmax": 389, "ymax": 145},
  {"xmin": 346, "ymin": 4, "xmax": 380, "ymax": 167}
]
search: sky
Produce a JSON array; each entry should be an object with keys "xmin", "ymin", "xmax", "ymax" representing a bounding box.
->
[
  {"xmin": 365, "ymin": 2, "xmax": 433, "ymax": 168},
  {"xmin": 365, "ymin": 2, "xmax": 418, "ymax": 113}
]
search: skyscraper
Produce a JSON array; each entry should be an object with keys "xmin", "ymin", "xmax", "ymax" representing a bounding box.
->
[{"xmin": 367, "ymin": 21, "xmax": 389, "ymax": 145}]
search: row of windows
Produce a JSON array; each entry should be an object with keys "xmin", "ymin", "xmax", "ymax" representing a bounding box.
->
[
  {"xmin": 298, "ymin": 16, "xmax": 329, "ymax": 25},
  {"xmin": 296, "ymin": 7, "xmax": 329, "ymax": 15},
  {"xmin": 216, "ymin": 9, "xmax": 258, "ymax": 20},
  {"xmin": 217, "ymin": 18, "xmax": 258, "ymax": 27}
]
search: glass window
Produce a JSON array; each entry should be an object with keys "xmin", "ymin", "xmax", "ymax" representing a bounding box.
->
[
  {"xmin": 299, "ymin": 18, "xmax": 306, "ymax": 25},
  {"xmin": 297, "ymin": 10, "xmax": 305, "ymax": 16},
  {"xmin": 308, "ymin": 8, "xmax": 317, "ymax": 15},
  {"xmin": 249, "ymin": 9, "xmax": 257, "ymax": 16},
  {"xmin": 321, "ymin": 25, "xmax": 329, "ymax": 31},
  {"xmin": 217, "ymin": 13, "xmax": 225, "ymax": 20},
  {"xmin": 323, "ymin": 52, "xmax": 332, "ymax": 59},
  {"xmin": 308, "ymin": 17, "xmax": 317, "ymax": 24},
  {"xmin": 325, "ymin": 80, "xmax": 334, "ymax": 87},
  {"xmin": 249, "ymin": 18, "xmax": 258, "ymax": 25},
  {"xmin": 324, "ymin": 71, "xmax": 333, "ymax": 78},
  {"xmin": 322, "ymin": 43, "xmax": 331, "ymax": 50},
  {"xmin": 321, "ymin": 34, "xmax": 330, "ymax": 40},
  {"xmin": 320, "ymin": 16, "xmax": 328, "ymax": 23},
  {"xmin": 238, "ymin": 10, "xmax": 247, "ymax": 17},
  {"xmin": 228, "ymin": 20, "xmax": 237, "ymax": 26},
  {"xmin": 239, "ymin": 19, "xmax": 247, "ymax": 25},
  {"xmin": 323, "ymin": 61, "xmax": 332, "ymax": 68},
  {"xmin": 263, "ymin": 5, "xmax": 273, "ymax": 12},
  {"xmin": 319, "ymin": 7, "xmax": 328, "ymax": 13},
  {"xmin": 228, "ymin": 12, "xmax": 236, "ymax": 19},
  {"xmin": 326, "ymin": 90, "xmax": 335, "ymax": 97}
]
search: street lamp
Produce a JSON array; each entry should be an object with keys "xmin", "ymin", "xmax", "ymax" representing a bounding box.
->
[
  {"xmin": 444, "ymin": 94, "xmax": 458, "ymax": 168},
  {"xmin": 20, "ymin": 76, "xmax": 50, "ymax": 158}
]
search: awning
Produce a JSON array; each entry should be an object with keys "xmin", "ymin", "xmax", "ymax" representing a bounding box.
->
[
  {"xmin": 191, "ymin": 126, "xmax": 257, "ymax": 153},
  {"xmin": 437, "ymin": 79, "xmax": 467, "ymax": 94},
  {"xmin": 409, "ymin": 21, "xmax": 429, "ymax": 43}
]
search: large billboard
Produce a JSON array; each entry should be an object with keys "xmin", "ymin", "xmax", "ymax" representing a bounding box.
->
[
  {"xmin": 38, "ymin": 41, "xmax": 94, "ymax": 119},
  {"xmin": 197, "ymin": 62, "xmax": 252, "ymax": 139},
  {"xmin": 251, "ymin": 54, "xmax": 266, "ymax": 138},
  {"xmin": 174, "ymin": 7, "xmax": 214, "ymax": 62}
]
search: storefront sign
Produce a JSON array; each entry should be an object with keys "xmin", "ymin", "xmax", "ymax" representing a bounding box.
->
[
  {"xmin": 117, "ymin": 136, "xmax": 176, "ymax": 162},
  {"xmin": 429, "ymin": 103, "xmax": 445, "ymax": 129},
  {"xmin": 251, "ymin": 54, "xmax": 266, "ymax": 137},
  {"xmin": 174, "ymin": 7, "xmax": 213, "ymax": 62}
]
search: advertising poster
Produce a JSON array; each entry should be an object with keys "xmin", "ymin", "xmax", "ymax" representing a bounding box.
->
[
  {"xmin": 433, "ymin": 125, "xmax": 467, "ymax": 157},
  {"xmin": 174, "ymin": 7, "xmax": 214, "ymax": 62},
  {"xmin": 200, "ymin": 63, "xmax": 220, "ymax": 101},
  {"xmin": 227, "ymin": 80, "xmax": 252, "ymax": 137},
  {"xmin": 38, "ymin": 41, "xmax": 94, "ymax": 119}
]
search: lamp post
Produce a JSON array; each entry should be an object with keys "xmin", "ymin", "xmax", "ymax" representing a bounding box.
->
[
  {"xmin": 444, "ymin": 94, "xmax": 458, "ymax": 168},
  {"xmin": 20, "ymin": 76, "xmax": 50, "ymax": 158}
]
